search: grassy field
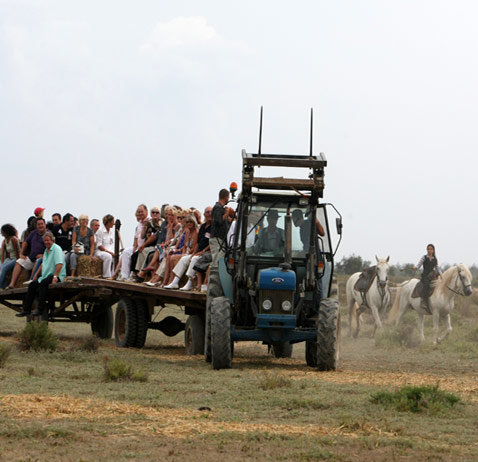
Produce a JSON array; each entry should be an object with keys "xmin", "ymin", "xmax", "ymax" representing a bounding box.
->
[{"xmin": 1, "ymin": 277, "xmax": 478, "ymax": 461}]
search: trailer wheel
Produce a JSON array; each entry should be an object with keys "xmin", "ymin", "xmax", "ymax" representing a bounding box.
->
[
  {"xmin": 271, "ymin": 342, "xmax": 293, "ymax": 358},
  {"xmin": 316, "ymin": 298, "xmax": 340, "ymax": 371},
  {"xmin": 91, "ymin": 304, "xmax": 113, "ymax": 339},
  {"xmin": 134, "ymin": 299, "xmax": 149, "ymax": 349},
  {"xmin": 211, "ymin": 296, "xmax": 232, "ymax": 370},
  {"xmin": 185, "ymin": 315, "xmax": 205, "ymax": 355},
  {"xmin": 115, "ymin": 299, "xmax": 137, "ymax": 348}
]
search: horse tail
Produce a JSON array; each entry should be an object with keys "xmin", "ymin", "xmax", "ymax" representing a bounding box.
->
[{"xmin": 388, "ymin": 286, "xmax": 402, "ymax": 323}]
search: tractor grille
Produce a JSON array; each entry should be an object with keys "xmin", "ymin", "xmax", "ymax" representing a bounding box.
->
[{"xmin": 259, "ymin": 289, "xmax": 295, "ymax": 315}]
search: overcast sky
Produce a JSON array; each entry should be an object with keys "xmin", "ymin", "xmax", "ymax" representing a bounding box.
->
[{"xmin": 1, "ymin": 0, "xmax": 477, "ymax": 266}]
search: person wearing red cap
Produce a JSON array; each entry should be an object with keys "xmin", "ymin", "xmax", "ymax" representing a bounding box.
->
[{"xmin": 34, "ymin": 207, "xmax": 45, "ymax": 219}]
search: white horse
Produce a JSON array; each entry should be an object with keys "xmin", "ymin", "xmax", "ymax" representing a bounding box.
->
[
  {"xmin": 346, "ymin": 256, "xmax": 391, "ymax": 338},
  {"xmin": 389, "ymin": 264, "xmax": 473, "ymax": 345}
]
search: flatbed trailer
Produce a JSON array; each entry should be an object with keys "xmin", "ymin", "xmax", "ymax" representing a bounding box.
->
[{"xmin": 0, "ymin": 278, "xmax": 207, "ymax": 354}]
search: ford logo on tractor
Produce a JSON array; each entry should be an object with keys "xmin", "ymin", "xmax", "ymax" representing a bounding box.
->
[{"xmin": 271, "ymin": 278, "xmax": 285, "ymax": 284}]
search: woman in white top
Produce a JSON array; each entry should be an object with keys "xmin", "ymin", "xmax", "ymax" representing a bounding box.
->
[{"xmin": 94, "ymin": 214, "xmax": 115, "ymax": 278}]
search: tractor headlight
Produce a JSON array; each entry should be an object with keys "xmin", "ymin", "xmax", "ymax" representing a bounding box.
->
[
  {"xmin": 262, "ymin": 299, "xmax": 272, "ymax": 311},
  {"xmin": 281, "ymin": 300, "xmax": 292, "ymax": 312}
]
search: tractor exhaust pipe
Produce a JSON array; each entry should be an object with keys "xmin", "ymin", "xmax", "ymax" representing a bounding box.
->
[{"xmin": 284, "ymin": 207, "xmax": 292, "ymax": 267}]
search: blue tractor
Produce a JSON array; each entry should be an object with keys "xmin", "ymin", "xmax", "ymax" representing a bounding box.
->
[{"xmin": 206, "ymin": 111, "xmax": 343, "ymax": 370}]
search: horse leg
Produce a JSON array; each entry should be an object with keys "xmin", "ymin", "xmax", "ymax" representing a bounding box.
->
[
  {"xmin": 437, "ymin": 313, "xmax": 452, "ymax": 344},
  {"xmin": 432, "ymin": 310, "xmax": 440, "ymax": 346},
  {"xmin": 347, "ymin": 298, "xmax": 355, "ymax": 338},
  {"xmin": 369, "ymin": 305, "xmax": 383, "ymax": 338},
  {"xmin": 417, "ymin": 313, "xmax": 425, "ymax": 343},
  {"xmin": 353, "ymin": 305, "xmax": 362, "ymax": 339},
  {"xmin": 395, "ymin": 299, "xmax": 407, "ymax": 326}
]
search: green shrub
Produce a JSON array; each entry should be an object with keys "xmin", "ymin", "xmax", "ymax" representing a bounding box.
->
[
  {"xmin": 258, "ymin": 372, "xmax": 292, "ymax": 390},
  {"xmin": 0, "ymin": 342, "xmax": 12, "ymax": 367},
  {"xmin": 371, "ymin": 384, "xmax": 460, "ymax": 414},
  {"xmin": 103, "ymin": 357, "xmax": 148, "ymax": 382},
  {"xmin": 18, "ymin": 322, "xmax": 59, "ymax": 352}
]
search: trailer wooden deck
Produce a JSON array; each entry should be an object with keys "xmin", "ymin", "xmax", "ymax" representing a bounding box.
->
[{"xmin": 0, "ymin": 277, "xmax": 207, "ymax": 354}]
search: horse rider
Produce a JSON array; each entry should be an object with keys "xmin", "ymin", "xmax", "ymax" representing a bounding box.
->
[{"xmin": 413, "ymin": 243, "xmax": 442, "ymax": 312}]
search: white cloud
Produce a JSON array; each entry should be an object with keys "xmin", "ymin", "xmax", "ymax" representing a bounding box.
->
[{"xmin": 140, "ymin": 16, "xmax": 218, "ymax": 54}]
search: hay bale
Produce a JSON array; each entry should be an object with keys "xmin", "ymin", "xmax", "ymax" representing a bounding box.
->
[
  {"xmin": 77, "ymin": 256, "xmax": 103, "ymax": 277},
  {"xmin": 14, "ymin": 269, "xmax": 29, "ymax": 288}
]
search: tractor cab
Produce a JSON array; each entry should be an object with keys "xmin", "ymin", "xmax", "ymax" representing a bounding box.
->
[{"xmin": 207, "ymin": 110, "xmax": 342, "ymax": 370}]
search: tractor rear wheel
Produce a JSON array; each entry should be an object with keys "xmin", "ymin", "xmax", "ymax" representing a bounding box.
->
[
  {"xmin": 211, "ymin": 296, "xmax": 232, "ymax": 370},
  {"xmin": 272, "ymin": 342, "xmax": 293, "ymax": 358},
  {"xmin": 305, "ymin": 341, "xmax": 317, "ymax": 367},
  {"xmin": 316, "ymin": 298, "xmax": 340, "ymax": 371}
]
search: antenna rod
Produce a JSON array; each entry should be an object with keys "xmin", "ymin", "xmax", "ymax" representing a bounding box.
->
[
  {"xmin": 309, "ymin": 107, "xmax": 313, "ymax": 158},
  {"xmin": 258, "ymin": 106, "xmax": 263, "ymax": 157}
]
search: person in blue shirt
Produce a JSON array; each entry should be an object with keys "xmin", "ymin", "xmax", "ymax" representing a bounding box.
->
[{"xmin": 16, "ymin": 232, "xmax": 66, "ymax": 318}]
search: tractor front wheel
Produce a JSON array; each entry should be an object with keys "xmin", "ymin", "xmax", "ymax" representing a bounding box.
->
[
  {"xmin": 272, "ymin": 342, "xmax": 293, "ymax": 358},
  {"xmin": 211, "ymin": 296, "xmax": 232, "ymax": 370},
  {"xmin": 316, "ymin": 298, "xmax": 340, "ymax": 371}
]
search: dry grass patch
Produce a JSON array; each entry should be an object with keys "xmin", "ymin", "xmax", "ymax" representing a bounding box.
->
[
  {"xmin": 0, "ymin": 393, "xmax": 401, "ymax": 441},
  {"xmin": 258, "ymin": 371, "xmax": 292, "ymax": 390},
  {"xmin": 70, "ymin": 335, "xmax": 101, "ymax": 353},
  {"xmin": 375, "ymin": 325, "xmax": 420, "ymax": 349}
]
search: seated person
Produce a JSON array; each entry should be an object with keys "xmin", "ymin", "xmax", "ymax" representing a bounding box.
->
[
  {"xmin": 178, "ymin": 206, "xmax": 212, "ymax": 291},
  {"xmin": 52, "ymin": 213, "xmax": 75, "ymax": 252},
  {"xmin": 192, "ymin": 252, "xmax": 212, "ymax": 291},
  {"xmin": 135, "ymin": 206, "xmax": 162, "ymax": 275},
  {"xmin": 51, "ymin": 213, "xmax": 62, "ymax": 226},
  {"xmin": 20, "ymin": 216, "xmax": 37, "ymax": 243},
  {"xmin": 94, "ymin": 214, "xmax": 115, "ymax": 278},
  {"xmin": 119, "ymin": 205, "xmax": 149, "ymax": 280},
  {"xmin": 245, "ymin": 210, "xmax": 263, "ymax": 249},
  {"xmin": 163, "ymin": 215, "xmax": 197, "ymax": 288},
  {"xmin": 0, "ymin": 224, "xmax": 20, "ymax": 289},
  {"xmin": 16, "ymin": 232, "xmax": 66, "ymax": 317},
  {"xmin": 292, "ymin": 209, "xmax": 325, "ymax": 251},
  {"xmin": 192, "ymin": 208, "xmax": 202, "ymax": 225},
  {"xmin": 7, "ymin": 218, "xmax": 47, "ymax": 289},
  {"xmin": 34, "ymin": 207, "xmax": 45, "ymax": 219},
  {"xmin": 165, "ymin": 209, "xmax": 210, "ymax": 289},
  {"xmin": 142, "ymin": 208, "xmax": 182, "ymax": 285},
  {"xmin": 70, "ymin": 214, "xmax": 95, "ymax": 277},
  {"xmin": 254, "ymin": 209, "xmax": 285, "ymax": 255},
  {"xmin": 47, "ymin": 212, "xmax": 62, "ymax": 231},
  {"xmin": 90, "ymin": 218, "xmax": 100, "ymax": 235}
]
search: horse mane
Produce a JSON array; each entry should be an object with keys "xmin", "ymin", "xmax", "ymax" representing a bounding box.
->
[{"xmin": 437, "ymin": 264, "xmax": 472, "ymax": 297}]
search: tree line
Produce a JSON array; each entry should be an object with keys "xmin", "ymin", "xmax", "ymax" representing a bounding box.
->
[{"xmin": 335, "ymin": 254, "xmax": 478, "ymax": 278}]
